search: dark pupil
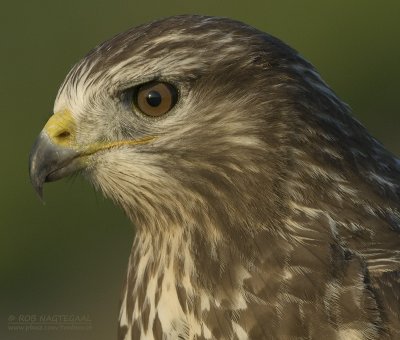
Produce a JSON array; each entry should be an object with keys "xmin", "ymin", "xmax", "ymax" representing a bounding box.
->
[{"xmin": 146, "ymin": 91, "xmax": 162, "ymax": 107}]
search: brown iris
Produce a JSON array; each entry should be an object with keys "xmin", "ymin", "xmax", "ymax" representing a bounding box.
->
[{"xmin": 135, "ymin": 82, "xmax": 178, "ymax": 117}]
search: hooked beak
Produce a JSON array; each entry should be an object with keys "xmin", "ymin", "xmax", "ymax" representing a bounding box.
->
[
  {"xmin": 29, "ymin": 109, "xmax": 156, "ymax": 200},
  {"xmin": 29, "ymin": 131, "xmax": 82, "ymax": 199},
  {"xmin": 29, "ymin": 110, "xmax": 82, "ymax": 199}
]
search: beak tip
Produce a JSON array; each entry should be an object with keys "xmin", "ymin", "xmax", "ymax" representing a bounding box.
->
[
  {"xmin": 29, "ymin": 134, "xmax": 46, "ymax": 202},
  {"xmin": 29, "ymin": 164, "xmax": 45, "ymax": 202},
  {"xmin": 34, "ymin": 183, "xmax": 44, "ymax": 202}
]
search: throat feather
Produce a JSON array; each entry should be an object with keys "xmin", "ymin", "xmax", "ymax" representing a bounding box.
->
[
  {"xmin": 121, "ymin": 229, "xmax": 203, "ymax": 339},
  {"xmin": 118, "ymin": 227, "xmax": 252, "ymax": 340}
]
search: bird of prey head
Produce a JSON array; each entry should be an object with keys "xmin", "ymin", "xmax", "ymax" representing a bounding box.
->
[{"xmin": 29, "ymin": 15, "xmax": 400, "ymax": 340}]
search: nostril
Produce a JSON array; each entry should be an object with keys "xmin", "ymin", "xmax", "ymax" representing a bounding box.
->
[
  {"xmin": 43, "ymin": 110, "xmax": 76, "ymax": 147},
  {"xmin": 56, "ymin": 131, "xmax": 71, "ymax": 139}
]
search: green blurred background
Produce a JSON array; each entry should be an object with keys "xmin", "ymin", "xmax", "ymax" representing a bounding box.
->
[{"xmin": 1, "ymin": 1, "xmax": 399, "ymax": 339}]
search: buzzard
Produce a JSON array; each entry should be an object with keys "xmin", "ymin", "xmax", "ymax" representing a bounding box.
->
[{"xmin": 29, "ymin": 15, "xmax": 400, "ymax": 340}]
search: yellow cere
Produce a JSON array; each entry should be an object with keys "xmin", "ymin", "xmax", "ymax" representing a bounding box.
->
[
  {"xmin": 43, "ymin": 109, "xmax": 156, "ymax": 153},
  {"xmin": 44, "ymin": 109, "xmax": 77, "ymax": 147}
]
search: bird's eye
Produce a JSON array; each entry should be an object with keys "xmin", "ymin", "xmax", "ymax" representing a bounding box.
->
[{"xmin": 134, "ymin": 82, "xmax": 178, "ymax": 117}]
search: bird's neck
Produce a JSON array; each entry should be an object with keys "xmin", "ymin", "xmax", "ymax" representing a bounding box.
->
[{"xmin": 118, "ymin": 223, "xmax": 258, "ymax": 339}]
